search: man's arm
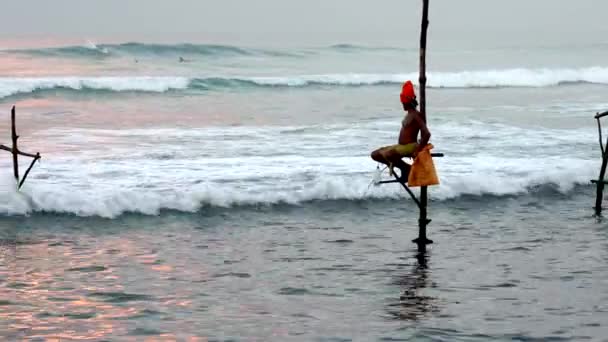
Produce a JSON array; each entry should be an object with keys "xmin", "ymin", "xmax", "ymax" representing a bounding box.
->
[{"xmin": 414, "ymin": 112, "xmax": 431, "ymax": 152}]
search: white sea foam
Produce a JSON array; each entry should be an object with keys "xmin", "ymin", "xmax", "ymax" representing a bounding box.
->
[
  {"xmin": 0, "ymin": 121, "xmax": 598, "ymax": 218},
  {"xmin": 245, "ymin": 67, "xmax": 608, "ymax": 87},
  {"xmin": 0, "ymin": 76, "xmax": 190, "ymax": 98},
  {"xmin": 2, "ymin": 157, "xmax": 595, "ymax": 218},
  {"xmin": 84, "ymin": 40, "xmax": 109, "ymax": 54},
  {"xmin": 0, "ymin": 67, "xmax": 606, "ymax": 98}
]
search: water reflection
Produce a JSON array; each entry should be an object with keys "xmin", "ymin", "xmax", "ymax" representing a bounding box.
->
[
  {"xmin": 386, "ymin": 252, "xmax": 438, "ymax": 321},
  {"xmin": 0, "ymin": 231, "xmax": 207, "ymax": 340}
]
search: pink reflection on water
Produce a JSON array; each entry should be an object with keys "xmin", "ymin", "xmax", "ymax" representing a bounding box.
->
[
  {"xmin": 0, "ymin": 54, "xmax": 98, "ymax": 77},
  {"xmin": 0, "ymin": 235, "xmax": 209, "ymax": 340}
]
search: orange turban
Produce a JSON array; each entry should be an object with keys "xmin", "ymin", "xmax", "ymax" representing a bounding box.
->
[{"xmin": 400, "ymin": 81, "xmax": 416, "ymax": 104}]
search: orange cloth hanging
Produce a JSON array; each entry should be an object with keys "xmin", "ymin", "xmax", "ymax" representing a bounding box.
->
[{"xmin": 408, "ymin": 144, "xmax": 440, "ymax": 187}]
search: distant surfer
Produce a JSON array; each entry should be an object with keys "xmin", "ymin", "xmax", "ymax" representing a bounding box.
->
[
  {"xmin": 371, "ymin": 81, "xmax": 431, "ymax": 181},
  {"xmin": 179, "ymin": 56, "xmax": 186, "ymax": 63}
]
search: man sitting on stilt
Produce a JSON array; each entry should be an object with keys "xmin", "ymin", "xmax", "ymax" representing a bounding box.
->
[{"xmin": 371, "ymin": 81, "xmax": 431, "ymax": 182}]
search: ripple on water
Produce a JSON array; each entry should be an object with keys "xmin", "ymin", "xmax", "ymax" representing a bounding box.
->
[
  {"xmin": 36, "ymin": 311, "xmax": 97, "ymax": 319},
  {"xmin": 88, "ymin": 291, "xmax": 153, "ymax": 303},
  {"xmin": 66, "ymin": 265, "xmax": 108, "ymax": 272},
  {"xmin": 323, "ymin": 239, "xmax": 355, "ymax": 244},
  {"xmin": 478, "ymin": 282, "xmax": 519, "ymax": 289},
  {"xmin": 129, "ymin": 327, "xmax": 165, "ymax": 336},
  {"xmin": 47, "ymin": 297, "xmax": 75, "ymax": 302},
  {"xmin": 109, "ymin": 308, "xmax": 166, "ymax": 321},
  {"xmin": 213, "ymin": 272, "xmax": 251, "ymax": 278},
  {"xmin": 7, "ymin": 282, "xmax": 33, "ymax": 289},
  {"xmin": 291, "ymin": 312, "xmax": 319, "ymax": 320},
  {"xmin": 310, "ymin": 264, "xmax": 353, "ymax": 272},
  {"xmin": 278, "ymin": 287, "xmax": 312, "ymax": 295},
  {"xmin": 278, "ymin": 256, "xmax": 323, "ymax": 262},
  {"xmin": 360, "ymin": 235, "xmax": 389, "ymax": 240}
]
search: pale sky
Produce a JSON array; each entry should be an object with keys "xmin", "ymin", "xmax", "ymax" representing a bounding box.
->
[{"xmin": 1, "ymin": 0, "xmax": 606, "ymax": 47}]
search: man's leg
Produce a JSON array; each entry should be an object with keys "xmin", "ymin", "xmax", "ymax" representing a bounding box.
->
[
  {"xmin": 371, "ymin": 147, "xmax": 389, "ymax": 165},
  {"xmin": 384, "ymin": 149, "xmax": 411, "ymax": 181},
  {"xmin": 371, "ymin": 145, "xmax": 411, "ymax": 181}
]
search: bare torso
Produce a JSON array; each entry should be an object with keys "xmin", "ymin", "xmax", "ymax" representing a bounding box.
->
[{"xmin": 398, "ymin": 110, "xmax": 421, "ymax": 145}]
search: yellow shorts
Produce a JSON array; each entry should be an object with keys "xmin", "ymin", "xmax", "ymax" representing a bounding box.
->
[{"xmin": 378, "ymin": 143, "xmax": 417, "ymax": 158}]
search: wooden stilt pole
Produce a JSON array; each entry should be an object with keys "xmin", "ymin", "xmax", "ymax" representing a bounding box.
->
[
  {"xmin": 594, "ymin": 164, "xmax": 607, "ymax": 216},
  {"xmin": 19, "ymin": 152, "xmax": 40, "ymax": 190},
  {"xmin": 11, "ymin": 106, "xmax": 19, "ymax": 184},
  {"xmin": 593, "ymin": 111, "xmax": 608, "ymax": 215},
  {"xmin": 0, "ymin": 106, "xmax": 41, "ymax": 189},
  {"xmin": 377, "ymin": 0, "xmax": 438, "ymax": 250},
  {"xmin": 419, "ymin": 0, "xmax": 429, "ymax": 123},
  {"xmin": 414, "ymin": 186, "xmax": 433, "ymax": 249},
  {"xmin": 414, "ymin": 0, "xmax": 431, "ymax": 252}
]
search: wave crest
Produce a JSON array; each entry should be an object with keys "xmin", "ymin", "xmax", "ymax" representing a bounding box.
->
[
  {"xmin": 0, "ymin": 158, "xmax": 596, "ymax": 218},
  {"xmin": 0, "ymin": 76, "xmax": 190, "ymax": 98},
  {"xmin": 7, "ymin": 42, "xmax": 294, "ymax": 58},
  {"xmin": 1, "ymin": 67, "xmax": 607, "ymax": 99}
]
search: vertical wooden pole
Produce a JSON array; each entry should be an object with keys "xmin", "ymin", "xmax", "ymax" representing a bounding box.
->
[
  {"xmin": 419, "ymin": 0, "xmax": 429, "ymax": 124},
  {"xmin": 414, "ymin": 186, "xmax": 433, "ymax": 250},
  {"xmin": 595, "ymin": 167, "xmax": 606, "ymax": 216},
  {"xmin": 11, "ymin": 106, "xmax": 19, "ymax": 184},
  {"xmin": 594, "ymin": 137, "xmax": 608, "ymax": 216},
  {"xmin": 593, "ymin": 113, "xmax": 608, "ymax": 216},
  {"xmin": 414, "ymin": 0, "xmax": 431, "ymax": 252}
]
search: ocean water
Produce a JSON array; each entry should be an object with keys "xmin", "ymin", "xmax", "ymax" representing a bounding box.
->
[{"xmin": 0, "ymin": 38, "xmax": 608, "ymax": 341}]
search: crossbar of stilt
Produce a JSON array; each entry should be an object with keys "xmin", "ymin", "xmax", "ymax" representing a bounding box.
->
[{"xmin": 595, "ymin": 111, "xmax": 608, "ymax": 119}]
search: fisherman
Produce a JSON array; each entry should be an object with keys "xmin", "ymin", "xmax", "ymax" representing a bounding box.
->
[{"xmin": 371, "ymin": 80, "xmax": 431, "ymax": 181}]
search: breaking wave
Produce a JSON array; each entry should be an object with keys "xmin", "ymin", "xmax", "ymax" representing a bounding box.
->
[
  {"xmin": 0, "ymin": 77, "xmax": 190, "ymax": 98},
  {"xmin": 6, "ymin": 41, "xmax": 408, "ymax": 58},
  {"xmin": 0, "ymin": 118, "xmax": 598, "ymax": 219},
  {"xmin": 0, "ymin": 157, "xmax": 596, "ymax": 219},
  {"xmin": 1, "ymin": 67, "xmax": 607, "ymax": 99},
  {"xmin": 327, "ymin": 44, "xmax": 404, "ymax": 52},
  {"xmin": 6, "ymin": 42, "xmax": 294, "ymax": 58}
]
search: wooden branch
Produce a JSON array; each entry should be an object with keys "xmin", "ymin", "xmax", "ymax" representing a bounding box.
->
[
  {"xmin": 398, "ymin": 177, "xmax": 422, "ymax": 209},
  {"xmin": 16, "ymin": 150, "xmax": 38, "ymax": 159},
  {"xmin": 0, "ymin": 144, "xmax": 39, "ymax": 158},
  {"xmin": 3, "ymin": 106, "xmax": 41, "ymax": 189},
  {"xmin": 595, "ymin": 111, "xmax": 608, "ymax": 119},
  {"xmin": 378, "ymin": 175, "xmax": 423, "ymax": 209},
  {"xmin": 11, "ymin": 106, "xmax": 18, "ymax": 182},
  {"xmin": 598, "ymin": 116, "xmax": 605, "ymax": 156},
  {"xmin": 18, "ymin": 153, "xmax": 40, "ymax": 190}
]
